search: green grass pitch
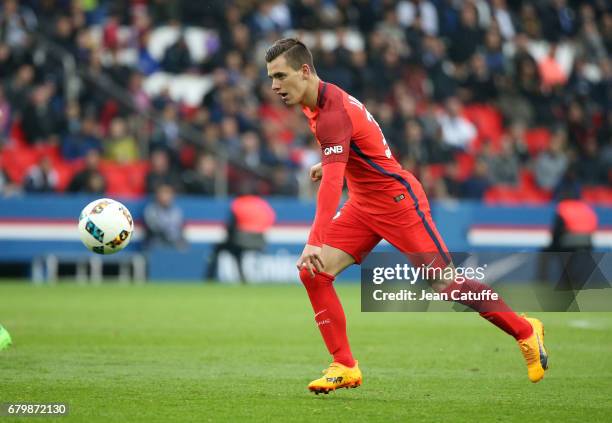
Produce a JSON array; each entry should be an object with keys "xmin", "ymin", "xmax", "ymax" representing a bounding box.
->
[{"xmin": 1, "ymin": 282, "xmax": 611, "ymax": 422}]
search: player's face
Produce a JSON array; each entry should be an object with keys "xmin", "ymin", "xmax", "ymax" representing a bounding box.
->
[{"xmin": 267, "ymin": 55, "xmax": 309, "ymax": 106}]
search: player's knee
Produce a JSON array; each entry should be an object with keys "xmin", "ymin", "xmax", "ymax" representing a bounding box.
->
[
  {"xmin": 299, "ymin": 267, "xmax": 334, "ymax": 289},
  {"xmin": 299, "ymin": 267, "xmax": 316, "ymax": 289}
]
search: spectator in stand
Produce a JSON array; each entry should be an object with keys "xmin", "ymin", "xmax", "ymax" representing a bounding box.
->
[
  {"xmin": 21, "ymin": 83, "xmax": 60, "ymax": 145},
  {"xmin": 143, "ymin": 184, "xmax": 187, "ymax": 249},
  {"xmin": 506, "ymin": 121, "xmax": 530, "ymax": 164},
  {"xmin": 577, "ymin": 12, "xmax": 607, "ymax": 63},
  {"xmin": 534, "ymin": 129, "xmax": 569, "ymax": 190},
  {"xmin": 396, "ymin": 0, "xmax": 438, "ymax": 36},
  {"xmin": 482, "ymin": 29, "xmax": 505, "ymax": 75},
  {"xmin": 0, "ymin": 164, "xmax": 18, "ymax": 196},
  {"xmin": 443, "ymin": 162, "xmax": 463, "ymax": 199},
  {"xmin": 491, "ymin": 0, "xmax": 515, "ymax": 41},
  {"xmin": 151, "ymin": 102, "xmax": 181, "ymax": 154},
  {"xmin": 516, "ymin": 48, "xmax": 557, "ymax": 125},
  {"xmin": 398, "ymin": 119, "xmax": 429, "ymax": 164},
  {"xmin": 160, "ymin": 33, "xmax": 193, "ymax": 74},
  {"xmin": 565, "ymin": 100, "xmax": 590, "ymax": 153},
  {"xmin": 104, "ymin": 117, "xmax": 138, "ymax": 163},
  {"xmin": 542, "ymin": 0, "xmax": 576, "ymax": 42},
  {"xmin": 437, "ymin": 97, "xmax": 477, "ymax": 151},
  {"xmin": 182, "ymin": 153, "xmax": 216, "ymax": 195},
  {"xmin": 576, "ymin": 136, "xmax": 607, "ymax": 185},
  {"xmin": 538, "ymin": 44, "xmax": 567, "ymax": 90},
  {"xmin": 145, "ymin": 149, "xmax": 181, "ymax": 193},
  {"xmin": 460, "ymin": 53, "xmax": 497, "ymax": 103},
  {"xmin": 486, "ymin": 138, "xmax": 520, "ymax": 186},
  {"xmin": 449, "ymin": 3, "xmax": 483, "ymax": 65},
  {"xmin": 238, "ymin": 131, "xmax": 264, "ymax": 170},
  {"xmin": 23, "ymin": 156, "xmax": 58, "ymax": 193},
  {"xmin": 61, "ymin": 110, "xmax": 103, "ymax": 161},
  {"xmin": 419, "ymin": 165, "xmax": 448, "ymax": 200},
  {"xmin": 461, "ymin": 159, "xmax": 491, "ymax": 199},
  {"xmin": 0, "ymin": 85, "xmax": 10, "ymax": 139},
  {"xmin": 0, "ymin": 0, "xmax": 37, "ymax": 49},
  {"xmin": 270, "ymin": 165, "xmax": 298, "ymax": 196},
  {"xmin": 128, "ymin": 72, "xmax": 151, "ymax": 112},
  {"xmin": 67, "ymin": 149, "xmax": 106, "ymax": 194}
]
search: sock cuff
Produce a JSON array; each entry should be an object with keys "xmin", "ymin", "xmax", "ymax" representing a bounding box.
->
[
  {"xmin": 298, "ymin": 267, "xmax": 335, "ymax": 288},
  {"xmin": 315, "ymin": 270, "xmax": 335, "ymax": 283}
]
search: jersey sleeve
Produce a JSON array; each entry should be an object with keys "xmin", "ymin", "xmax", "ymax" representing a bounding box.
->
[
  {"xmin": 316, "ymin": 108, "xmax": 352, "ymax": 165},
  {"xmin": 307, "ymin": 161, "xmax": 346, "ymax": 247}
]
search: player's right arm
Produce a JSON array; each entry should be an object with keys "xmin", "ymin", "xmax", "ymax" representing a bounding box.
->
[
  {"xmin": 297, "ymin": 161, "xmax": 347, "ymax": 276},
  {"xmin": 297, "ymin": 108, "xmax": 352, "ymax": 276}
]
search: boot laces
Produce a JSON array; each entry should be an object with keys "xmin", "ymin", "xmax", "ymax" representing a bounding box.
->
[{"xmin": 520, "ymin": 340, "xmax": 537, "ymax": 364}]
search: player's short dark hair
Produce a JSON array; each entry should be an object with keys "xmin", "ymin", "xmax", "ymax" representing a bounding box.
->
[{"xmin": 265, "ymin": 38, "xmax": 316, "ymax": 74}]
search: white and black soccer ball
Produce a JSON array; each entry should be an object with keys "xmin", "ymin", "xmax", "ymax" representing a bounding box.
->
[{"xmin": 78, "ymin": 198, "xmax": 134, "ymax": 255}]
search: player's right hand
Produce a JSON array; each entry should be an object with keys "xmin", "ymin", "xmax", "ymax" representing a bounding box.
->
[
  {"xmin": 297, "ymin": 244, "xmax": 324, "ymax": 277},
  {"xmin": 310, "ymin": 162, "xmax": 322, "ymax": 181}
]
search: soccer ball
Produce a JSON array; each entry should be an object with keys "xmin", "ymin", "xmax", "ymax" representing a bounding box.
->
[{"xmin": 78, "ymin": 198, "xmax": 134, "ymax": 255}]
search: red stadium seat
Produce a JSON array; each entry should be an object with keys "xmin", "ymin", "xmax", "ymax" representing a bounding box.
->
[
  {"xmin": 99, "ymin": 160, "xmax": 149, "ymax": 197},
  {"xmin": 582, "ymin": 187, "xmax": 612, "ymax": 205},
  {"xmin": 34, "ymin": 144, "xmax": 62, "ymax": 163},
  {"xmin": 463, "ymin": 104, "xmax": 504, "ymax": 152},
  {"xmin": 519, "ymin": 169, "xmax": 538, "ymax": 191},
  {"xmin": 1, "ymin": 146, "xmax": 38, "ymax": 183},
  {"xmin": 54, "ymin": 160, "xmax": 79, "ymax": 192},
  {"xmin": 123, "ymin": 161, "xmax": 149, "ymax": 196},
  {"xmin": 519, "ymin": 186, "xmax": 551, "ymax": 204},
  {"xmin": 99, "ymin": 161, "xmax": 129, "ymax": 196},
  {"xmin": 426, "ymin": 164, "xmax": 446, "ymax": 180},
  {"xmin": 525, "ymin": 128, "xmax": 551, "ymax": 156},
  {"xmin": 455, "ymin": 153, "xmax": 475, "ymax": 181},
  {"xmin": 484, "ymin": 186, "xmax": 522, "ymax": 204},
  {"xmin": 9, "ymin": 120, "xmax": 28, "ymax": 149}
]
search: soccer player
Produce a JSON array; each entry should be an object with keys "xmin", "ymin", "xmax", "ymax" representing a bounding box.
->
[{"xmin": 265, "ymin": 38, "xmax": 548, "ymax": 394}]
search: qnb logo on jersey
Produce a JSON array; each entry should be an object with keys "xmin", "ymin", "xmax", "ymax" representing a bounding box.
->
[{"xmin": 323, "ymin": 145, "xmax": 343, "ymax": 156}]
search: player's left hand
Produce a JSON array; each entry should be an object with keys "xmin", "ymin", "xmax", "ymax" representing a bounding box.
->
[{"xmin": 297, "ymin": 244, "xmax": 324, "ymax": 277}]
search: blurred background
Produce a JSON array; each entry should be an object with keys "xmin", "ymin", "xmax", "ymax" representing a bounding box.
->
[{"xmin": 0, "ymin": 0, "xmax": 610, "ymax": 282}]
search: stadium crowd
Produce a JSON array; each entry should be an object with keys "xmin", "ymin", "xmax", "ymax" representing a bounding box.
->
[{"xmin": 0, "ymin": 0, "xmax": 610, "ymax": 203}]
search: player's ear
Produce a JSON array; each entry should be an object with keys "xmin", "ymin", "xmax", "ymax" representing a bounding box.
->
[{"xmin": 301, "ymin": 64, "xmax": 311, "ymax": 80}]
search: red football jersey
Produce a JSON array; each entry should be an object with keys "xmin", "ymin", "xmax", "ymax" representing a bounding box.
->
[{"xmin": 302, "ymin": 81, "xmax": 424, "ymax": 214}]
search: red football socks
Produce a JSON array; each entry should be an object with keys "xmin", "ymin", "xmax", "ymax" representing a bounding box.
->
[
  {"xmin": 443, "ymin": 279, "xmax": 533, "ymax": 340},
  {"xmin": 299, "ymin": 268, "xmax": 355, "ymax": 367}
]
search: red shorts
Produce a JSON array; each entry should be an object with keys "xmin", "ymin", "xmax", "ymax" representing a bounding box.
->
[{"xmin": 324, "ymin": 195, "xmax": 450, "ymax": 268}]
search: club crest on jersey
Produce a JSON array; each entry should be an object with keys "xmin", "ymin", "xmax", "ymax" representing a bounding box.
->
[{"xmin": 323, "ymin": 145, "xmax": 343, "ymax": 155}]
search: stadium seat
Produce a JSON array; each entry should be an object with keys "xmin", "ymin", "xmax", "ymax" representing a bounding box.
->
[
  {"xmin": 1, "ymin": 146, "xmax": 38, "ymax": 183},
  {"xmin": 463, "ymin": 104, "xmax": 504, "ymax": 152},
  {"xmin": 124, "ymin": 161, "xmax": 149, "ymax": 196},
  {"xmin": 98, "ymin": 160, "xmax": 149, "ymax": 197},
  {"xmin": 484, "ymin": 186, "xmax": 522, "ymax": 204},
  {"xmin": 54, "ymin": 160, "xmax": 80, "ymax": 192},
  {"xmin": 455, "ymin": 153, "xmax": 475, "ymax": 181},
  {"xmin": 34, "ymin": 143, "xmax": 62, "ymax": 163},
  {"xmin": 9, "ymin": 120, "xmax": 28, "ymax": 149},
  {"xmin": 519, "ymin": 169, "xmax": 538, "ymax": 191},
  {"xmin": 582, "ymin": 187, "xmax": 612, "ymax": 205},
  {"xmin": 525, "ymin": 128, "xmax": 551, "ymax": 156},
  {"xmin": 425, "ymin": 164, "xmax": 446, "ymax": 180}
]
